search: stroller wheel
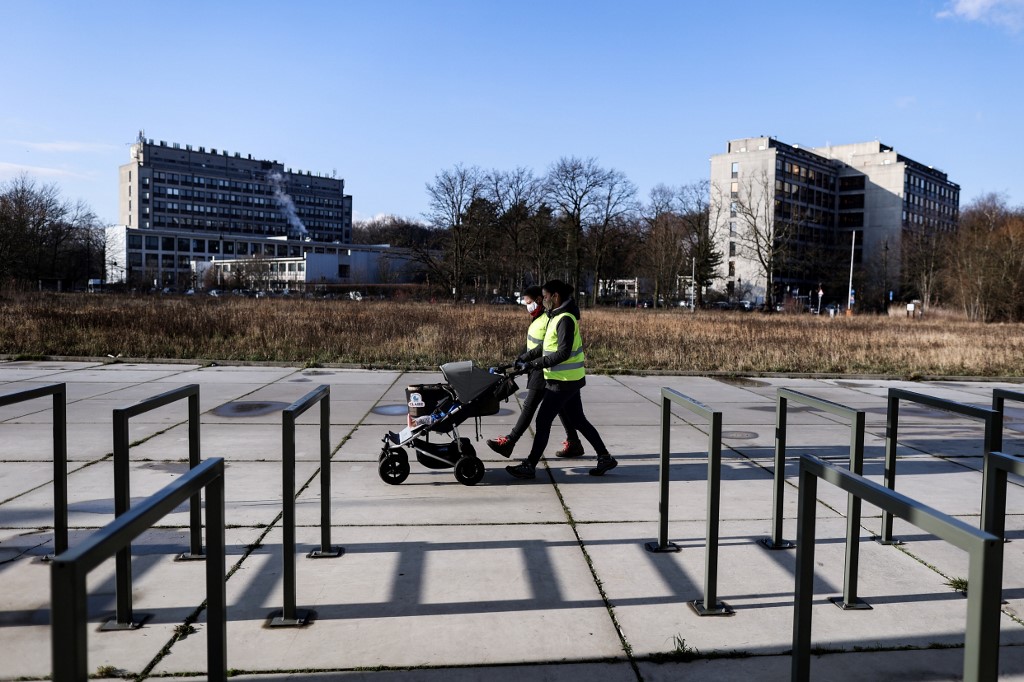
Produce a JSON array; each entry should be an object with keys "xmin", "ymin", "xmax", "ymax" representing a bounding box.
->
[
  {"xmin": 379, "ymin": 452, "xmax": 410, "ymax": 485},
  {"xmin": 454, "ymin": 456, "xmax": 485, "ymax": 486}
]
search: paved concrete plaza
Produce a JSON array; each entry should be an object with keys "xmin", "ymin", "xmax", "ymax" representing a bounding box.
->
[{"xmin": 1, "ymin": 360, "xmax": 1024, "ymax": 680}]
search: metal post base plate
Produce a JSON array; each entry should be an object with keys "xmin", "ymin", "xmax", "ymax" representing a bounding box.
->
[
  {"xmin": 269, "ymin": 610, "xmax": 313, "ymax": 627},
  {"xmin": 829, "ymin": 596, "xmax": 873, "ymax": 610},
  {"xmin": 758, "ymin": 537, "xmax": 796, "ymax": 550},
  {"xmin": 175, "ymin": 552, "xmax": 206, "ymax": 561},
  {"xmin": 872, "ymin": 536, "xmax": 903, "ymax": 546},
  {"xmin": 688, "ymin": 600, "xmax": 734, "ymax": 617},
  {"xmin": 100, "ymin": 618, "xmax": 145, "ymax": 631},
  {"xmin": 644, "ymin": 541, "xmax": 681, "ymax": 553},
  {"xmin": 307, "ymin": 547, "xmax": 344, "ymax": 559}
]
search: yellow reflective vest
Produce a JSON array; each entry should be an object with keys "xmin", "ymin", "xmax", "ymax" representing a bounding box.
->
[
  {"xmin": 542, "ymin": 311, "xmax": 585, "ymax": 381},
  {"xmin": 526, "ymin": 312, "xmax": 549, "ymax": 352}
]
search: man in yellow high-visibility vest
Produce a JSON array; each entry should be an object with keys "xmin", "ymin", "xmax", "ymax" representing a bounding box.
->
[{"xmin": 506, "ymin": 279, "xmax": 617, "ymax": 480}]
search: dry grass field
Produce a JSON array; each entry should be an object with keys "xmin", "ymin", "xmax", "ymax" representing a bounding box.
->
[{"xmin": 1, "ymin": 294, "xmax": 1022, "ymax": 377}]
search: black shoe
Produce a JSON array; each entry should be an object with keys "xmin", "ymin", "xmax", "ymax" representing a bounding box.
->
[
  {"xmin": 506, "ymin": 461, "xmax": 536, "ymax": 479},
  {"xmin": 487, "ymin": 435, "xmax": 515, "ymax": 458},
  {"xmin": 554, "ymin": 439, "xmax": 585, "ymax": 458},
  {"xmin": 589, "ymin": 455, "xmax": 618, "ymax": 476}
]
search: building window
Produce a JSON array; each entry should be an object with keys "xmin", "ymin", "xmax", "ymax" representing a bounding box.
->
[
  {"xmin": 730, "ymin": 202, "xmax": 737, "ymax": 217},
  {"xmin": 730, "ymin": 182, "xmax": 738, "ymax": 198},
  {"xmin": 728, "ymin": 261, "xmax": 735, "ymax": 277},
  {"xmin": 729, "ymin": 241, "xmax": 736, "ymax": 257},
  {"xmin": 208, "ymin": 240, "xmax": 220, "ymax": 254},
  {"xmin": 145, "ymin": 236, "xmax": 159, "ymax": 250},
  {"xmin": 731, "ymin": 162, "xmax": 739, "ymax": 178},
  {"xmin": 128, "ymin": 234, "xmax": 142, "ymax": 249},
  {"xmin": 338, "ymin": 264, "xmax": 350, "ymax": 278},
  {"xmin": 729, "ymin": 221, "xmax": 736, "ymax": 236},
  {"xmin": 178, "ymin": 238, "xmax": 190, "ymax": 251}
]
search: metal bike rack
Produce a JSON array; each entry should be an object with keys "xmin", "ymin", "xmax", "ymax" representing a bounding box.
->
[
  {"xmin": 993, "ymin": 388, "xmax": 1024, "ymax": 442},
  {"xmin": 0, "ymin": 383, "xmax": 68, "ymax": 558},
  {"xmin": 271, "ymin": 384, "xmax": 342, "ymax": 628},
  {"xmin": 644, "ymin": 387, "xmax": 730, "ymax": 616},
  {"xmin": 793, "ymin": 455, "xmax": 1002, "ymax": 682},
  {"xmin": 51, "ymin": 458, "xmax": 227, "ymax": 682},
  {"xmin": 982, "ymin": 451, "xmax": 1024, "ymax": 541},
  {"xmin": 108, "ymin": 384, "xmax": 204, "ymax": 629},
  {"xmin": 761, "ymin": 388, "xmax": 869, "ymax": 610},
  {"xmin": 879, "ymin": 388, "xmax": 1002, "ymax": 545}
]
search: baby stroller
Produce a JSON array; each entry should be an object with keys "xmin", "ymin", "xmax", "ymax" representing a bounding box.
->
[{"xmin": 378, "ymin": 361, "xmax": 519, "ymax": 486}]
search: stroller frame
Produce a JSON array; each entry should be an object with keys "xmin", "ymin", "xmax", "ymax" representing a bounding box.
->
[{"xmin": 378, "ymin": 361, "xmax": 517, "ymax": 486}]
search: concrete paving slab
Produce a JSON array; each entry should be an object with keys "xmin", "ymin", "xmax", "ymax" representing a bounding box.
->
[
  {"xmin": 154, "ymin": 524, "xmax": 626, "ymax": 674},
  {"xmin": 638, "ymin": 645, "xmax": 1024, "ymax": 681},
  {"xmin": 127, "ymin": 422, "xmax": 354, "ymax": 462},
  {"xmin": 0, "ymin": 460, "xmax": 318, "ymax": 530},
  {"xmin": 151, "ymin": 366, "xmax": 298, "ymax": 384},
  {"xmin": 551, "ymin": 456, "xmax": 826, "ymax": 524},
  {"xmin": 297, "ymin": 460, "xmax": 567, "ymax": 525},
  {"xmin": 578, "ymin": 519, "xmax": 1024, "ymax": 660},
  {"xmin": 885, "ymin": 514, "xmax": 1024, "ymax": 623},
  {"xmin": 0, "ymin": 462, "xmax": 62, "ymax": 504},
  {"xmin": 0, "ymin": 527, "xmax": 236, "ymax": 679},
  {"xmin": 0, "ymin": 420, "xmax": 115, "ymax": 461},
  {"xmin": 0, "ymin": 366, "xmax": 90, "ymax": 383},
  {"xmin": 176, "ymin": 662, "xmax": 637, "ymax": 681}
]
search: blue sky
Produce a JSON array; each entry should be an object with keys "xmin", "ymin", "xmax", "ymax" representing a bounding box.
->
[{"xmin": 1, "ymin": 0, "xmax": 1022, "ymax": 225}]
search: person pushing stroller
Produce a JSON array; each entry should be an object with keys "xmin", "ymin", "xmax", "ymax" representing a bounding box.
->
[
  {"xmin": 504, "ymin": 279, "xmax": 617, "ymax": 480},
  {"xmin": 485, "ymin": 285, "xmax": 582, "ymax": 459}
]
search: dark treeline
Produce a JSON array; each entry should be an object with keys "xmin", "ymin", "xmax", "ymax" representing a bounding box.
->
[
  {"xmin": 353, "ymin": 157, "xmax": 723, "ymax": 307},
  {"xmin": 0, "ymin": 174, "xmax": 106, "ymax": 291},
  {"xmin": 902, "ymin": 192, "xmax": 1024, "ymax": 322}
]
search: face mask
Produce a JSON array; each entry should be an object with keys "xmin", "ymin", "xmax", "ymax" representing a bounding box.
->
[{"xmin": 525, "ymin": 301, "xmax": 538, "ymax": 314}]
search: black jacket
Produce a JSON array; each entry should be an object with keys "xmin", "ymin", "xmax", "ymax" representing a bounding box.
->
[{"xmin": 522, "ymin": 298, "xmax": 585, "ymax": 391}]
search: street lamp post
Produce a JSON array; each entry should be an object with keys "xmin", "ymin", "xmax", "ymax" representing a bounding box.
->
[{"xmin": 847, "ymin": 230, "xmax": 857, "ymax": 314}]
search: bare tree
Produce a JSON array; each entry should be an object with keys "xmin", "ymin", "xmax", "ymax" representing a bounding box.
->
[
  {"xmin": 586, "ymin": 169, "xmax": 638, "ymax": 305},
  {"xmin": 421, "ymin": 164, "xmax": 485, "ymax": 301},
  {"xmin": 728, "ymin": 170, "xmax": 798, "ymax": 309},
  {"xmin": 484, "ymin": 167, "xmax": 543, "ymax": 292},
  {"xmin": 679, "ymin": 180, "xmax": 722, "ymax": 307},
  {"xmin": 544, "ymin": 157, "xmax": 611, "ymax": 291},
  {"xmin": 941, "ymin": 194, "xmax": 1024, "ymax": 321}
]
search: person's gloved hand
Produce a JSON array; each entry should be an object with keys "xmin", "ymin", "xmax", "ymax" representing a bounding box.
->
[{"xmin": 513, "ymin": 359, "xmax": 528, "ymax": 374}]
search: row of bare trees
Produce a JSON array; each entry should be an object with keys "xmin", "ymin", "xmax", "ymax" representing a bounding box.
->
[
  {"xmin": 931, "ymin": 194, "xmax": 1024, "ymax": 322},
  {"xmin": 354, "ymin": 157, "xmax": 723, "ymax": 306},
  {"xmin": 0, "ymin": 174, "xmax": 106, "ymax": 290}
]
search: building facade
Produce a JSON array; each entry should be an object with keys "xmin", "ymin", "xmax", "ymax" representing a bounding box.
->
[
  {"xmin": 110, "ymin": 135, "xmax": 420, "ymax": 289},
  {"xmin": 710, "ymin": 137, "xmax": 958, "ymax": 307}
]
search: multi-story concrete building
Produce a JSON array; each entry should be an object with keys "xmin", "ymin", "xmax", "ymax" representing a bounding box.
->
[
  {"xmin": 710, "ymin": 137, "xmax": 958, "ymax": 308},
  {"xmin": 108, "ymin": 135, "xmax": 421, "ymax": 290}
]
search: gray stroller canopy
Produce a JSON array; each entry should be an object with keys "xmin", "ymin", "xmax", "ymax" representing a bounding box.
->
[{"xmin": 440, "ymin": 361, "xmax": 501, "ymax": 404}]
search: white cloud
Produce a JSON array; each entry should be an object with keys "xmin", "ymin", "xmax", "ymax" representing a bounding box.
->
[
  {"xmin": 0, "ymin": 139, "xmax": 118, "ymax": 153},
  {"xmin": 937, "ymin": 0, "xmax": 1024, "ymax": 31},
  {"xmin": 0, "ymin": 161, "xmax": 89, "ymax": 180}
]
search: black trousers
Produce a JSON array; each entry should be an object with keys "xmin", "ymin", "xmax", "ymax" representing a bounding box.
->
[
  {"xmin": 507, "ymin": 387, "xmax": 577, "ymax": 444},
  {"xmin": 527, "ymin": 387, "xmax": 607, "ymax": 466}
]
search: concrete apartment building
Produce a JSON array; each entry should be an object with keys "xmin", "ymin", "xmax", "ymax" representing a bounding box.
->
[
  {"xmin": 107, "ymin": 135, "xmax": 419, "ymax": 290},
  {"xmin": 710, "ymin": 137, "xmax": 959, "ymax": 308}
]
